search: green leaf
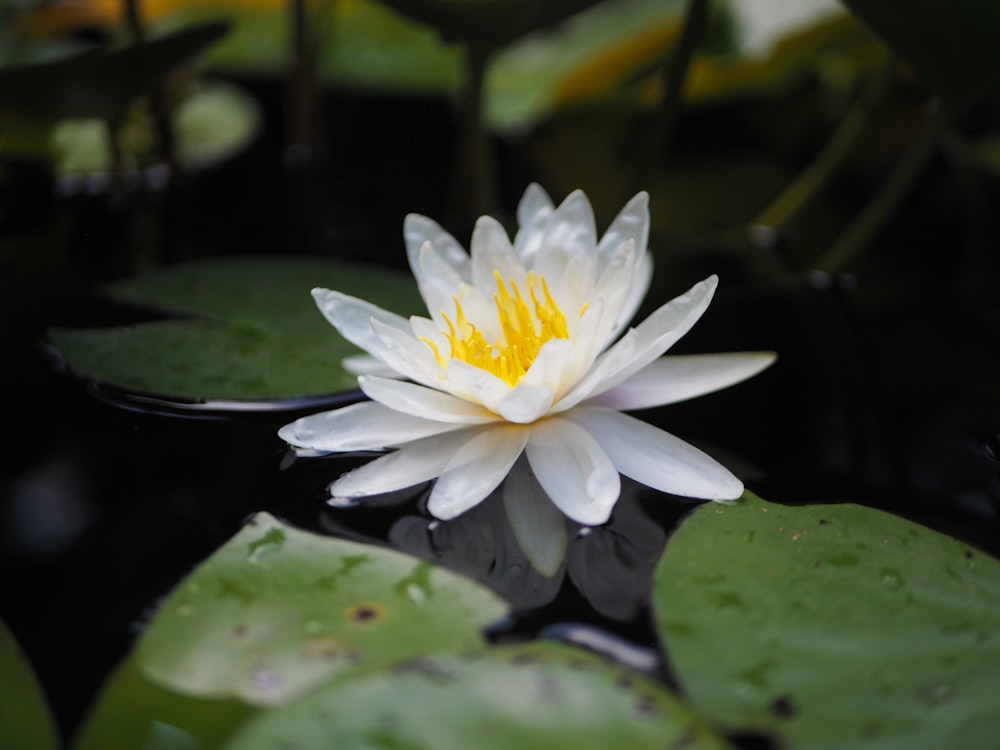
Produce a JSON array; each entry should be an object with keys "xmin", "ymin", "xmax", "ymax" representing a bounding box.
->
[
  {"xmin": 837, "ymin": 0, "xmax": 1000, "ymax": 110},
  {"xmin": 0, "ymin": 21, "xmax": 229, "ymax": 125},
  {"xmin": 653, "ymin": 493, "xmax": 1000, "ymax": 748},
  {"xmin": 0, "ymin": 618, "xmax": 59, "ymax": 750},
  {"xmin": 74, "ymin": 660, "xmax": 255, "ymax": 750},
  {"xmin": 49, "ymin": 256, "xmax": 425, "ymax": 400},
  {"xmin": 136, "ymin": 513, "xmax": 507, "ymax": 706},
  {"xmin": 220, "ymin": 642, "xmax": 729, "ymax": 750}
]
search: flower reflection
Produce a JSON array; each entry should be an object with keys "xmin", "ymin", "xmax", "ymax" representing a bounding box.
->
[{"xmin": 280, "ymin": 185, "xmax": 774, "ymax": 525}]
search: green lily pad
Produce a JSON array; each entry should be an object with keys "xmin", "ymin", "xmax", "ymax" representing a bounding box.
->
[
  {"xmin": 653, "ymin": 493, "xmax": 1000, "ymax": 748},
  {"xmin": 74, "ymin": 660, "xmax": 255, "ymax": 750},
  {"xmin": 220, "ymin": 641, "xmax": 729, "ymax": 750},
  {"xmin": 0, "ymin": 618, "xmax": 58, "ymax": 750},
  {"xmin": 50, "ymin": 256, "xmax": 425, "ymax": 400},
  {"xmin": 838, "ymin": 0, "xmax": 1000, "ymax": 111},
  {"xmin": 136, "ymin": 513, "xmax": 507, "ymax": 706}
]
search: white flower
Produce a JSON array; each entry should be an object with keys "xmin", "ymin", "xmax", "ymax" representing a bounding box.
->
[{"xmin": 279, "ymin": 185, "xmax": 775, "ymax": 526}]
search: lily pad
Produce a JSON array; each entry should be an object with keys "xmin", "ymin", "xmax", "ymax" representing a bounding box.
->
[
  {"xmin": 136, "ymin": 513, "xmax": 507, "ymax": 706},
  {"xmin": 220, "ymin": 641, "xmax": 729, "ymax": 750},
  {"xmin": 50, "ymin": 256, "xmax": 424, "ymax": 400},
  {"xmin": 653, "ymin": 493, "xmax": 1000, "ymax": 748},
  {"xmin": 0, "ymin": 618, "xmax": 58, "ymax": 750}
]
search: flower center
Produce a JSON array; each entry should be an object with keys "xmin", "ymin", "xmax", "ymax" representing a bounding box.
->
[{"xmin": 425, "ymin": 271, "xmax": 573, "ymax": 386}]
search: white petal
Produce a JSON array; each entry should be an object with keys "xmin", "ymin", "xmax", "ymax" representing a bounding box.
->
[
  {"xmin": 596, "ymin": 191, "xmax": 649, "ymax": 266},
  {"xmin": 556, "ymin": 275, "xmax": 718, "ymax": 410},
  {"xmin": 593, "ymin": 352, "xmax": 777, "ymax": 410},
  {"xmin": 614, "ymin": 248, "xmax": 654, "ymax": 335},
  {"xmin": 569, "ymin": 407, "xmax": 743, "ymax": 500},
  {"xmin": 368, "ymin": 319, "xmax": 444, "ymax": 390},
  {"xmin": 525, "ymin": 417, "xmax": 620, "ymax": 526},
  {"xmin": 470, "ymin": 215, "xmax": 525, "ymax": 292},
  {"xmin": 359, "ymin": 375, "xmax": 497, "ymax": 424},
  {"xmin": 513, "ymin": 183, "xmax": 554, "ymax": 263},
  {"xmin": 342, "ymin": 354, "xmax": 398, "ymax": 378},
  {"xmin": 428, "ymin": 425, "xmax": 529, "ymax": 519},
  {"xmin": 417, "ymin": 241, "xmax": 468, "ymax": 326},
  {"xmin": 311, "ymin": 289, "xmax": 409, "ymax": 357},
  {"xmin": 495, "ymin": 384, "xmax": 554, "ymax": 423},
  {"xmin": 278, "ymin": 401, "xmax": 464, "ymax": 451},
  {"xmin": 404, "ymin": 214, "xmax": 471, "ymax": 282},
  {"xmin": 502, "ymin": 456, "xmax": 568, "ymax": 577},
  {"xmin": 532, "ymin": 190, "xmax": 597, "ymax": 280},
  {"xmin": 330, "ymin": 428, "xmax": 478, "ymax": 497},
  {"xmin": 442, "ymin": 360, "xmax": 511, "ymax": 414}
]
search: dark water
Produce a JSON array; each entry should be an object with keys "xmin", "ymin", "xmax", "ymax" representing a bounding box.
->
[{"xmin": 2, "ymin": 80, "xmax": 999, "ymax": 744}]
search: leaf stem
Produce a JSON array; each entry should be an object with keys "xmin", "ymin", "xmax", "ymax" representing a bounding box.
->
[
  {"xmin": 752, "ymin": 57, "xmax": 894, "ymax": 230},
  {"xmin": 817, "ymin": 103, "xmax": 947, "ymax": 275}
]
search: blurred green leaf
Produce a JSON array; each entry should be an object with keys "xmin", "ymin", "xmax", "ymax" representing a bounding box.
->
[
  {"xmin": 136, "ymin": 513, "xmax": 507, "ymax": 706},
  {"xmin": 0, "ymin": 618, "xmax": 59, "ymax": 750},
  {"xmin": 837, "ymin": 0, "xmax": 1000, "ymax": 110},
  {"xmin": 50, "ymin": 256, "xmax": 425, "ymax": 400},
  {"xmin": 220, "ymin": 641, "xmax": 729, "ymax": 750},
  {"xmin": 0, "ymin": 20, "xmax": 229, "ymax": 125},
  {"xmin": 654, "ymin": 493, "xmax": 1000, "ymax": 748}
]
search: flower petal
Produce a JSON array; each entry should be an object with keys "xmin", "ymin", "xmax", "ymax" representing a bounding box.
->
[
  {"xmin": 404, "ymin": 213, "xmax": 471, "ymax": 282},
  {"xmin": 495, "ymin": 383, "xmax": 554, "ymax": 424},
  {"xmin": 359, "ymin": 374, "xmax": 497, "ymax": 424},
  {"xmin": 555, "ymin": 275, "xmax": 718, "ymax": 411},
  {"xmin": 525, "ymin": 416, "xmax": 621, "ymax": 526},
  {"xmin": 532, "ymin": 190, "xmax": 597, "ymax": 280},
  {"xmin": 503, "ymin": 456, "xmax": 568, "ymax": 577},
  {"xmin": 368, "ymin": 318, "xmax": 444, "ymax": 389},
  {"xmin": 330, "ymin": 427, "xmax": 479, "ymax": 497},
  {"xmin": 428, "ymin": 425, "xmax": 529, "ymax": 519},
  {"xmin": 442, "ymin": 359, "xmax": 512, "ymax": 413},
  {"xmin": 569, "ymin": 407, "xmax": 743, "ymax": 500},
  {"xmin": 417, "ymin": 240, "xmax": 469, "ymax": 326},
  {"xmin": 513, "ymin": 183, "xmax": 555, "ymax": 263},
  {"xmin": 311, "ymin": 289, "xmax": 409, "ymax": 356},
  {"xmin": 342, "ymin": 354, "xmax": 398, "ymax": 377},
  {"xmin": 596, "ymin": 191, "xmax": 649, "ymax": 266},
  {"xmin": 592, "ymin": 352, "xmax": 777, "ymax": 410},
  {"xmin": 470, "ymin": 215, "xmax": 525, "ymax": 292},
  {"xmin": 278, "ymin": 401, "xmax": 464, "ymax": 451}
]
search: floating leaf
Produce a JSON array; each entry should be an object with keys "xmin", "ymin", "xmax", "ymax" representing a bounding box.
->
[
  {"xmin": 0, "ymin": 618, "xmax": 58, "ymax": 750},
  {"xmin": 50, "ymin": 256, "xmax": 425, "ymax": 400},
  {"xmin": 220, "ymin": 641, "xmax": 729, "ymax": 750},
  {"xmin": 653, "ymin": 493, "xmax": 1000, "ymax": 748},
  {"xmin": 838, "ymin": 0, "xmax": 1000, "ymax": 110},
  {"xmin": 136, "ymin": 513, "xmax": 507, "ymax": 706}
]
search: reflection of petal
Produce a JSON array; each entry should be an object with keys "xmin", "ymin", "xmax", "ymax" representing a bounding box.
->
[
  {"xmin": 593, "ymin": 352, "xmax": 776, "ymax": 410},
  {"xmin": 525, "ymin": 417, "xmax": 620, "ymax": 526},
  {"xmin": 428, "ymin": 426, "xmax": 529, "ymax": 520},
  {"xmin": 567, "ymin": 481, "xmax": 669, "ymax": 621},
  {"xmin": 502, "ymin": 457, "xmax": 569, "ymax": 578},
  {"xmin": 569, "ymin": 407, "xmax": 743, "ymax": 500}
]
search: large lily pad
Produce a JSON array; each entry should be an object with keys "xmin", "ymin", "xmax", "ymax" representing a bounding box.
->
[
  {"xmin": 0, "ymin": 618, "xmax": 58, "ymax": 750},
  {"xmin": 136, "ymin": 513, "xmax": 507, "ymax": 706},
  {"xmin": 50, "ymin": 256, "xmax": 424, "ymax": 400},
  {"xmin": 653, "ymin": 493, "xmax": 1000, "ymax": 748},
  {"xmin": 220, "ymin": 641, "xmax": 729, "ymax": 750}
]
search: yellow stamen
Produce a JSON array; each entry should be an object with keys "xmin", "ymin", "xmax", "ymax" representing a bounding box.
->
[{"xmin": 431, "ymin": 271, "xmax": 578, "ymax": 386}]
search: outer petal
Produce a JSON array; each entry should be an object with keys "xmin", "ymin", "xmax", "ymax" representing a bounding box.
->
[
  {"xmin": 311, "ymin": 289, "xmax": 409, "ymax": 356},
  {"xmin": 404, "ymin": 214, "xmax": 471, "ymax": 282},
  {"xmin": 368, "ymin": 318, "xmax": 444, "ymax": 389},
  {"xmin": 428, "ymin": 425, "xmax": 529, "ymax": 519},
  {"xmin": 278, "ymin": 401, "xmax": 464, "ymax": 451},
  {"xmin": 330, "ymin": 427, "xmax": 479, "ymax": 497},
  {"xmin": 592, "ymin": 352, "xmax": 777, "ymax": 410},
  {"xmin": 554, "ymin": 275, "xmax": 718, "ymax": 411},
  {"xmin": 525, "ymin": 416, "xmax": 621, "ymax": 526},
  {"xmin": 342, "ymin": 354, "xmax": 398, "ymax": 377},
  {"xmin": 359, "ymin": 375, "xmax": 498, "ymax": 424},
  {"xmin": 596, "ymin": 191, "xmax": 649, "ymax": 266},
  {"xmin": 568, "ymin": 407, "xmax": 743, "ymax": 500}
]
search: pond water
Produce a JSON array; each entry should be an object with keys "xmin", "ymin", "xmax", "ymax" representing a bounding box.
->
[{"xmin": 2, "ymin": 75, "xmax": 1000, "ymax": 748}]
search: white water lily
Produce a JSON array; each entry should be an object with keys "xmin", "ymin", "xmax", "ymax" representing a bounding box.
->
[{"xmin": 279, "ymin": 185, "xmax": 775, "ymax": 526}]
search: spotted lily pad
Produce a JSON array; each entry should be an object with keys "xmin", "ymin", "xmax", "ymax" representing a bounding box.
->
[
  {"xmin": 0, "ymin": 618, "xmax": 58, "ymax": 750},
  {"xmin": 136, "ymin": 513, "xmax": 507, "ymax": 706},
  {"xmin": 653, "ymin": 493, "xmax": 1000, "ymax": 748},
  {"xmin": 220, "ymin": 642, "xmax": 729, "ymax": 750},
  {"xmin": 50, "ymin": 256, "xmax": 424, "ymax": 400}
]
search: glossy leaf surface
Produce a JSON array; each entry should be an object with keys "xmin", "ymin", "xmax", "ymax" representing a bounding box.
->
[{"xmin": 654, "ymin": 493, "xmax": 1000, "ymax": 748}]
